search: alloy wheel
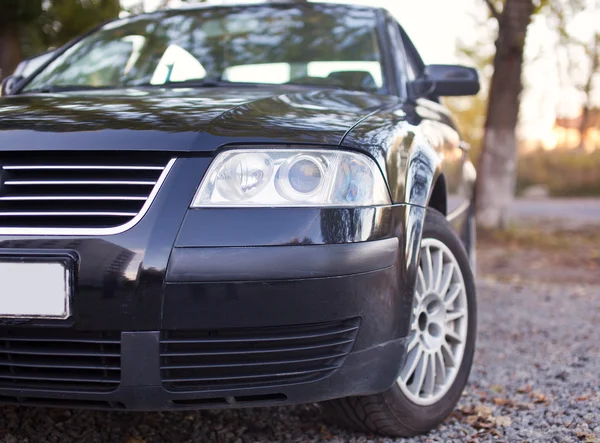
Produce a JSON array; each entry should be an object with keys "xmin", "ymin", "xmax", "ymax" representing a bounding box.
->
[{"xmin": 397, "ymin": 238, "xmax": 469, "ymax": 406}]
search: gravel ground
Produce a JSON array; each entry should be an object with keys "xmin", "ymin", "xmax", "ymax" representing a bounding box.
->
[{"xmin": 0, "ymin": 277, "xmax": 598, "ymax": 443}]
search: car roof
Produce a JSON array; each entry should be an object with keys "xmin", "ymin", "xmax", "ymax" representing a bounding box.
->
[{"xmin": 144, "ymin": 1, "xmax": 383, "ymax": 14}]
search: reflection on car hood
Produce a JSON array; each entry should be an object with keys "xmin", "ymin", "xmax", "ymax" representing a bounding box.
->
[{"xmin": 0, "ymin": 87, "xmax": 400, "ymax": 152}]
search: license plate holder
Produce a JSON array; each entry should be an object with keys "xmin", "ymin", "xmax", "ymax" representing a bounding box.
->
[{"xmin": 0, "ymin": 257, "xmax": 72, "ymax": 319}]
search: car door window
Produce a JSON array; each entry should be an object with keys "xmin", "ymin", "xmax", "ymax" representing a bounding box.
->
[{"xmin": 399, "ymin": 26, "xmax": 423, "ymax": 81}]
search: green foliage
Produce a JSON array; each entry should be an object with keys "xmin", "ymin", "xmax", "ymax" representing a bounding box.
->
[
  {"xmin": 533, "ymin": 0, "xmax": 551, "ymax": 15},
  {"xmin": 446, "ymin": 10, "xmax": 494, "ymax": 165},
  {"xmin": 1, "ymin": 0, "xmax": 121, "ymax": 60},
  {"xmin": 445, "ymin": 95, "xmax": 488, "ymax": 164},
  {"xmin": 0, "ymin": 0, "xmax": 43, "ymax": 25},
  {"xmin": 40, "ymin": 0, "xmax": 121, "ymax": 49},
  {"xmin": 484, "ymin": 0, "xmax": 550, "ymax": 18},
  {"xmin": 517, "ymin": 148, "xmax": 600, "ymax": 197}
]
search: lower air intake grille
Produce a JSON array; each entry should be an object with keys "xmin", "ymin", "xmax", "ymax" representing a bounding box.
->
[
  {"xmin": 160, "ymin": 318, "xmax": 360, "ymax": 391},
  {"xmin": 0, "ymin": 151, "xmax": 174, "ymax": 229},
  {"xmin": 0, "ymin": 329, "xmax": 121, "ymax": 391}
]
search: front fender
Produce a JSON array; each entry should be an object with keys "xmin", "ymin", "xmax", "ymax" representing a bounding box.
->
[{"xmin": 342, "ymin": 110, "xmax": 447, "ymax": 313}]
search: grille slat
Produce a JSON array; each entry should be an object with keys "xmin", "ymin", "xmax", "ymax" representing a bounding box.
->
[
  {"xmin": 161, "ymin": 339, "xmax": 355, "ymax": 357},
  {"xmin": 0, "ymin": 373, "xmax": 120, "ymax": 383},
  {"xmin": 0, "ymin": 152, "xmax": 174, "ymax": 230},
  {"xmin": 160, "ymin": 318, "xmax": 360, "ymax": 391},
  {"xmin": 0, "ymin": 336, "xmax": 120, "ymax": 344},
  {"xmin": 0, "ymin": 348, "xmax": 120, "ymax": 357},
  {"xmin": 3, "ymin": 165, "xmax": 165, "ymax": 171},
  {"xmin": 0, "ymin": 211, "xmax": 138, "ymax": 217},
  {"xmin": 0, "ymin": 196, "xmax": 148, "ymax": 201},
  {"xmin": 161, "ymin": 352, "xmax": 348, "ymax": 370},
  {"xmin": 0, "ymin": 361, "xmax": 120, "ymax": 371},
  {"xmin": 160, "ymin": 325, "xmax": 359, "ymax": 344},
  {"xmin": 0, "ymin": 329, "xmax": 121, "ymax": 391},
  {"xmin": 163, "ymin": 367, "xmax": 336, "ymax": 383},
  {"xmin": 5, "ymin": 180, "xmax": 157, "ymax": 186}
]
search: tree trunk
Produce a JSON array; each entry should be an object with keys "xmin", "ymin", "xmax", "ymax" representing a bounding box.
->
[
  {"xmin": 476, "ymin": 0, "xmax": 535, "ymax": 229},
  {"xmin": 0, "ymin": 22, "xmax": 22, "ymax": 80},
  {"xmin": 578, "ymin": 106, "xmax": 590, "ymax": 151},
  {"xmin": 578, "ymin": 34, "xmax": 599, "ymax": 151}
]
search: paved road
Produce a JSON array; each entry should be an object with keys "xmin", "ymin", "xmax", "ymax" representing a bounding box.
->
[
  {"xmin": 0, "ymin": 279, "xmax": 598, "ymax": 442},
  {"xmin": 510, "ymin": 198, "xmax": 600, "ymax": 227}
]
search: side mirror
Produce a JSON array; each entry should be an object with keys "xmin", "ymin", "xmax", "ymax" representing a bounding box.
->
[
  {"xmin": 410, "ymin": 64, "xmax": 480, "ymax": 98},
  {"xmin": 0, "ymin": 75, "xmax": 24, "ymax": 96}
]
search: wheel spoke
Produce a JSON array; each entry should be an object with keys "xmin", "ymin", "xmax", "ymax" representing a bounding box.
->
[
  {"xmin": 406, "ymin": 332, "xmax": 419, "ymax": 353},
  {"xmin": 422, "ymin": 246, "xmax": 434, "ymax": 290},
  {"xmin": 444, "ymin": 283, "xmax": 461, "ymax": 308},
  {"xmin": 445, "ymin": 328, "xmax": 463, "ymax": 344},
  {"xmin": 446, "ymin": 310, "xmax": 466, "ymax": 323},
  {"xmin": 432, "ymin": 249, "xmax": 443, "ymax": 291},
  {"xmin": 410, "ymin": 352, "xmax": 428, "ymax": 396},
  {"xmin": 423, "ymin": 351, "xmax": 436, "ymax": 396},
  {"xmin": 414, "ymin": 290, "xmax": 423, "ymax": 305},
  {"xmin": 441, "ymin": 342, "xmax": 456, "ymax": 368},
  {"xmin": 435, "ymin": 350, "xmax": 446, "ymax": 385},
  {"xmin": 400, "ymin": 346, "xmax": 423, "ymax": 381},
  {"xmin": 417, "ymin": 268, "xmax": 427, "ymax": 296},
  {"xmin": 439, "ymin": 263, "xmax": 454, "ymax": 297}
]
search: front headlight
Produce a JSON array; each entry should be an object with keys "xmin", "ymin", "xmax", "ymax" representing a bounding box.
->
[{"xmin": 191, "ymin": 148, "xmax": 391, "ymax": 207}]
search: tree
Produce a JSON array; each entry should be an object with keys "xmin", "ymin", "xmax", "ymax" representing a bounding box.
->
[
  {"xmin": 476, "ymin": 0, "xmax": 540, "ymax": 229},
  {"xmin": 0, "ymin": 0, "xmax": 42, "ymax": 79},
  {"xmin": 446, "ymin": 22, "xmax": 496, "ymax": 165},
  {"xmin": 40, "ymin": 0, "xmax": 121, "ymax": 49},
  {"xmin": 0, "ymin": 0, "xmax": 120, "ymax": 80},
  {"xmin": 549, "ymin": 0, "xmax": 600, "ymax": 150}
]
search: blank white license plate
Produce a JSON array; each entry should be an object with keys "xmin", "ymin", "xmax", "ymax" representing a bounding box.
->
[{"xmin": 0, "ymin": 261, "xmax": 70, "ymax": 319}]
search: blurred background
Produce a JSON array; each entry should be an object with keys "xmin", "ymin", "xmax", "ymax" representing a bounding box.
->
[{"xmin": 0, "ymin": 0, "xmax": 599, "ymax": 227}]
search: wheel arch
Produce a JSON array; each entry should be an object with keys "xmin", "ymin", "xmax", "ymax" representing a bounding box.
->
[
  {"xmin": 428, "ymin": 174, "xmax": 448, "ymax": 216},
  {"xmin": 397, "ymin": 134, "xmax": 447, "ymax": 326}
]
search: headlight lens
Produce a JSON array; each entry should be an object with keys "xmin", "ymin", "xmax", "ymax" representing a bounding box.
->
[
  {"xmin": 214, "ymin": 152, "xmax": 273, "ymax": 201},
  {"xmin": 191, "ymin": 149, "xmax": 390, "ymax": 207}
]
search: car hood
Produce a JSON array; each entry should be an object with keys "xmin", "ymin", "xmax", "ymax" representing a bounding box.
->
[{"xmin": 0, "ymin": 87, "xmax": 399, "ymax": 152}]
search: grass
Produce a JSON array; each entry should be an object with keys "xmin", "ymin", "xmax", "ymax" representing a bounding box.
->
[
  {"xmin": 478, "ymin": 224, "xmax": 600, "ymax": 250},
  {"xmin": 516, "ymin": 148, "xmax": 600, "ymax": 197},
  {"xmin": 477, "ymin": 224, "xmax": 600, "ymax": 284}
]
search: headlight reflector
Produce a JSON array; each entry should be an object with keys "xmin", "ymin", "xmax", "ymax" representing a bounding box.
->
[
  {"xmin": 191, "ymin": 149, "xmax": 390, "ymax": 207},
  {"xmin": 214, "ymin": 152, "xmax": 273, "ymax": 201}
]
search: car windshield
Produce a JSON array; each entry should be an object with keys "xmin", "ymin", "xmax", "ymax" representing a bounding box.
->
[{"xmin": 24, "ymin": 4, "xmax": 385, "ymax": 93}]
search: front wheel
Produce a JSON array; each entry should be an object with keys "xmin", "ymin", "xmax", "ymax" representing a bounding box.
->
[{"xmin": 325, "ymin": 209, "xmax": 477, "ymax": 437}]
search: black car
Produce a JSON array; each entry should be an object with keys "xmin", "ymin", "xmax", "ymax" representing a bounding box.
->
[{"xmin": 0, "ymin": 2, "xmax": 479, "ymax": 437}]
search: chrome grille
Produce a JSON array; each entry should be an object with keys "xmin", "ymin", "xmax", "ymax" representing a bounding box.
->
[{"xmin": 0, "ymin": 152, "xmax": 174, "ymax": 231}]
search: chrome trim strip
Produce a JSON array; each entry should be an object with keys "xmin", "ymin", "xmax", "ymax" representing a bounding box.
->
[
  {"xmin": 0, "ymin": 212, "xmax": 138, "ymax": 217},
  {"xmin": 0, "ymin": 158, "xmax": 176, "ymax": 236},
  {"xmin": 3, "ymin": 165, "xmax": 165, "ymax": 171},
  {"xmin": 5, "ymin": 180, "xmax": 156, "ymax": 186},
  {"xmin": 0, "ymin": 196, "xmax": 147, "ymax": 201}
]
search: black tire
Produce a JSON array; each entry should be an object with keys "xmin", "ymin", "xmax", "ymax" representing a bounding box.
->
[
  {"xmin": 324, "ymin": 208, "xmax": 477, "ymax": 437},
  {"xmin": 462, "ymin": 202, "xmax": 477, "ymax": 272}
]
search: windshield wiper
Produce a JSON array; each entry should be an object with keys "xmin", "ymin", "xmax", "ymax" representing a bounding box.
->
[{"xmin": 134, "ymin": 77, "xmax": 268, "ymax": 88}]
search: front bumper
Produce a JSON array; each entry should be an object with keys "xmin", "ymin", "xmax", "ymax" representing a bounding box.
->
[
  {"xmin": 0, "ymin": 262, "xmax": 409, "ymax": 410},
  {"xmin": 0, "ymin": 157, "xmax": 416, "ymax": 410}
]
